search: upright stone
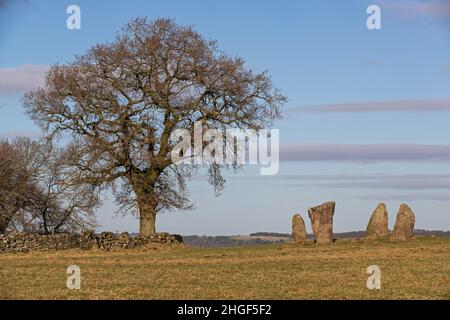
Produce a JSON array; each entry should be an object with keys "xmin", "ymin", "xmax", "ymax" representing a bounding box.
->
[
  {"xmin": 391, "ymin": 204, "xmax": 415, "ymax": 241},
  {"xmin": 292, "ymin": 214, "xmax": 308, "ymax": 242},
  {"xmin": 365, "ymin": 203, "xmax": 389, "ymax": 239},
  {"xmin": 308, "ymin": 201, "xmax": 335, "ymax": 244}
]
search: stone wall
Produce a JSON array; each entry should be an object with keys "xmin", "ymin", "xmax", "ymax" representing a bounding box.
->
[{"xmin": 0, "ymin": 231, "xmax": 183, "ymax": 254}]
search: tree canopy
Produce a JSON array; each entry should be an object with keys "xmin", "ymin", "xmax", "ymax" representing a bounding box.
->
[{"xmin": 24, "ymin": 18, "xmax": 286, "ymax": 235}]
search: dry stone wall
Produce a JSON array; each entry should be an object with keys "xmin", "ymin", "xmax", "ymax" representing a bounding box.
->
[{"xmin": 0, "ymin": 231, "xmax": 183, "ymax": 254}]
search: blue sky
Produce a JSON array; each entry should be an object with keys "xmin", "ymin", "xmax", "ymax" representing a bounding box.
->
[{"xmin": 1, "ymin": 0, "xmax": 450, "ymax": 235}]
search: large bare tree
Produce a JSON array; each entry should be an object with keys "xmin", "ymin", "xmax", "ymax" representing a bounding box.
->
[{"xmin": 24, "ymin": 18, "xmax": 286, "ymax": 236}]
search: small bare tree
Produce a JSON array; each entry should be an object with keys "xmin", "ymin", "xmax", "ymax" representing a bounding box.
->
[
  {"xmin": 12, "ymin": 142, "xmax": 99, "ymax": 234},
  {"xmin": 0, "ymin": 139, "xmax": 36, "ymax": 233},
  {"xmin": 24, "ymin": 18, "xmax": 286, "ymax": 236},
  {"xmin": 0, "ymin": 138, "xmax": 99, "ymax": 234}
]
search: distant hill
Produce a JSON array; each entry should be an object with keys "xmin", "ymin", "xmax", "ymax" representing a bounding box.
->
[
  {"xmin": 249, "ymin": 231, "xmax": 367, "ymax": 239},
  {"xmin": 413, "ymin": 229, "xmax": 450, "ymax": 237},
  {"xmin": 251, "ymin": 229, "xmax": 450, "ymax": 239},
  {"xmin": 182, "ymin": 235, "xmax": 287, "ymax": 248},
  {"xmin": 184, "ymin": 229, "xmax": 450, "ymax": 247}
]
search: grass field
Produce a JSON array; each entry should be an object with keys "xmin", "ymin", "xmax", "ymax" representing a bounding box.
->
[{"xmin": 0, "ymin": 237, "xmax": 449, "ymax": 300}]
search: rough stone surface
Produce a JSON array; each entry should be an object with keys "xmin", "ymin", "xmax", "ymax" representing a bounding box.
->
[
  {"xmin": 0, "ymin": 231, "xmax": 183, "ymax": 254},
  {"xmin": 365, "ymin": 203, "xmax": 389, "ymax": 239},
  {"xmin": 391, "ymin": 204, "xmax": 415, "ymax": 241},
  {"xmin": 292, "ymin": 214, "xmax": 308, "ymax": 242},
  {"xmin": 308, "ymin": 201, "xmax": 335, "ymax": 244}
]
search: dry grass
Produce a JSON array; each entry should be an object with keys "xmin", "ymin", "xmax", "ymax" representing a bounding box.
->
[{"xmin": 0, "ymin": 237, "xmax": 449, "ymax": 300}]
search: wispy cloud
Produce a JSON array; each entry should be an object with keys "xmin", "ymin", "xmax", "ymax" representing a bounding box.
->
[
  {"xmin": 306, "ymin": 179, "xmax": 450, "ymax": 190},
  {"xmin": 265, "ymin": 173, "xmax": 450, "ymax": 181},
  {"xmin": 234, "ymin": 173, "xmax": 450, "ymax": 201},
  {"xmin": 0, "ymin": 0, "xmax": 30, "ymax": 9},
  {"xmin": 236, "ymin": 172, "xmax": 450, "ymax": 191},
  {"xmin": 280, "ymin": 144, "xmax": 450, "ymax": 162},
  {"xmin": 380, "ymin": 0, "xmax": 450, "ymax": 19},
  {"xmin": 358, "ymin": 193, "xmax": 450, "ymax": 202},
  {"xmin": 290, "ymin": 100, "xmax": 450, "ymax": 114},
  {"xmin": 273, "ymin": 173, "xmax": 450, "ymax": 190},
  {"xmin": 0, "ymin": 64, "xmax": 48, "ymax": 95}
]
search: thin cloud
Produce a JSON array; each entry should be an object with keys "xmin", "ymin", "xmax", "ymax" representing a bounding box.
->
[
  {"xmin": 380, "ymin": 0, "xmax": 450, "ymax": 19},
  {"xmin": 307, "ymin": 180, "xmax": 450, "ymax": 190},
  {"xmin": 264, "ymin": 173, "xmax": 450, "ymax": 181},
  {"xmin": 236, "ymin": 173, "xmax": 450, "ymax": 191},
  {"xmin": 291, "ymin": 100, "xmax": 450, "ymax": 114},
  {"xmin": 280, "ymin": 144, "xmax": 450, "ymax": 162},
  {"xmin": 0, "ymin": 0, "xmax": 30, "ymax": 9},
  {"xmin": 358, "ymin": 193, "xmax": 450, "ymax": 202},
  {"xmin": 0, "ymin": 64, "xmax": 49, "ymax": 95},
  {"xmin": 274, "ymin": 173, "xmax": 450, "ymax": 190}
]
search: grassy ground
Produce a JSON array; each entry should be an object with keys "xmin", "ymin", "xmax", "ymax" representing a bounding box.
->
[{"xmin": 0, "ymin": 237, "xmax": 449, "ymax": 300}]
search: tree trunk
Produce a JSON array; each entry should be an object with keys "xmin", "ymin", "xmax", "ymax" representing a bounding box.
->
[
  {"xmin": 0, "ymin": 210, "xmax": 15, "ymax": 235},
  {"xmin": 137, "ymin": 196, "xmax": 157, "ymax": 236},
  {"xmin": 131, "ymin": 171, "xmax": 159, "ymax": 237},
  {"xmin": 0, "ymin": 222, "xmax": 7, "ymax": 235}
]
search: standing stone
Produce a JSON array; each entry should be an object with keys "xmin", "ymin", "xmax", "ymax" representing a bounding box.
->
[
  {"xmin": 292, "ymin": 214, "xmax": 308, "ymax": 242},
  {"xmin": 391, "ymin": 204, "xmax": 415, "ymax": 241},
  {"xmin": 308, "ymin": 201, "xmax": 335, "ymax": 244},
  {"xmin": 365, "ymin": 203, "xmax": 389, "ymax": 239}
]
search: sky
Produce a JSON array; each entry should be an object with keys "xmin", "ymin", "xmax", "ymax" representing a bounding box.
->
[{"xmin": 0, "ymin": 0, "xmax": 449, "ymax": 235}]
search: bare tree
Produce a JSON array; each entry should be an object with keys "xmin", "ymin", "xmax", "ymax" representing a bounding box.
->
[
  {"xmin": 0, "ymin": 139, "xmax": 36, "ymax": 233},
  {"xmin": 0, "ymin": 138, "xmax": 99, "ymax": 234},
  {"xmin": 11, "ymin": 141, "xmax": 99, "ymax": 234},
  {"xmin": 23, "ymin": 18, "xmax": 287, "ymax": 236}
]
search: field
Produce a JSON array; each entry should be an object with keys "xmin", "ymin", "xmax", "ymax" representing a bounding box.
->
[{"xmin": 0, "ymin": 237, "xmax": 449, "ymax": 300}]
